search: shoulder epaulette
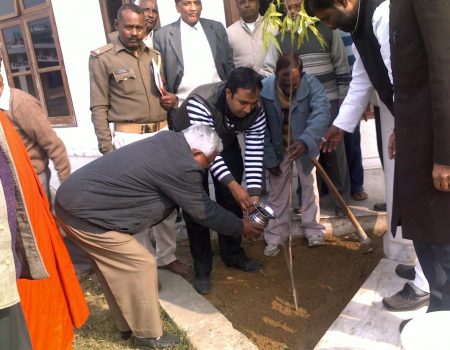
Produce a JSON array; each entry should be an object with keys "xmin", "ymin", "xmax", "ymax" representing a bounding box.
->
[
  {"xmin": 90, "ymin": 43, "xmax": 114, "ymax": 57},
  {"xmin": 149, "ymin": 48, "xmax": 162, "ymax": 69},
  {"xmin": 149, "ymin": 48, "xmax": 161, "ymax": 56}
]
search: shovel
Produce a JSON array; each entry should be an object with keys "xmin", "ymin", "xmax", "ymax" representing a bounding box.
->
[{"xmin": 311, "ymin": 158, "xmax": 372, "ymax": 250}]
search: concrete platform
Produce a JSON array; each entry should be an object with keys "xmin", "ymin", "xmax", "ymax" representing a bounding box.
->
[
  {"xmin": 171, "ymin": 167, "xmax": 388, "ymax": 242},
  {"xmin": 315, "ymin": 259, "xmax": 426, "ymax": 350}
]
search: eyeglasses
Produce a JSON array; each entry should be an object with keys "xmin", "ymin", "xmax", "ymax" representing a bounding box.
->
[{"xmin": 196, "ymin": 152, "xmax": 214, "ymax": 169}]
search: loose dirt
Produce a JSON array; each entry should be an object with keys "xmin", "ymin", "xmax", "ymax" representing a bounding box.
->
[{"xmin": 177, "ymin": 232, "xmax": 383, "ymax": 349}]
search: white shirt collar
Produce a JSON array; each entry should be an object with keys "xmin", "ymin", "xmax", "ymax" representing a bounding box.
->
[
  {"xmin": 180, "ymin": 17, "xmax": 201, "ymax": 31},
  {"xmin": 145, "ymin": 30, "xmax": 154, "ymax": 41},
  {"xmin": 143, "ymin": 30, "xmax": 154, "ymax": 49},
  {"xmin": 240, "ymin": 14, "xmax": 261, "ymax": 32}
]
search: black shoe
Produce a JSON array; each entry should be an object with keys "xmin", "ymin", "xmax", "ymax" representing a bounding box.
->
[
  {"xmin": 373, "ymin": 202, "xmax": 387, "ymax": 211},
  {"xmin": 399, "ymin": 318, "xmax": 412, "ymax": 333},
  {"xmin": 395, "ymin": 264, "xmax": 416, "ymax": 280},
  {"xmin": 382, "ymin": 283, "xmax": 429, "ymax": 311},
  {"xmin": 228, "ymin": 258, "xmax": 262, "ymax": 272},
  {"xmin": 131, "ymin": 332, "xmax": 179, "ymax": 349},
  {"xmin": 120, "ymin": 330, "xmax": 132, "ymax": 340},
  {"xmin": 193, "ymin": 277, "xmax": 212, "ymax": 295}
]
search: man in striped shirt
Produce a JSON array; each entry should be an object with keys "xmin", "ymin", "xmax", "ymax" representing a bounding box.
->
[{"xmin": 174, "ymin": 67, "xmax": 266, "ymax": 294}]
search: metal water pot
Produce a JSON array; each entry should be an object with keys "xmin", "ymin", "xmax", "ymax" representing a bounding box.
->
[{"xmin": 248, "ymin": 203, "xmax": 276, "ymax": 228}]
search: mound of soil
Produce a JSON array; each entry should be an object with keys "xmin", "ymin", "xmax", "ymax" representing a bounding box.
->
[{"xmin": 177, "ymin": 233, "xmax": 383, "ymax": 349}]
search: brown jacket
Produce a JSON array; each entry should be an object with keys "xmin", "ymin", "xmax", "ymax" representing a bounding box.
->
[
  {"xmin": 7, "ymin": 88, "xmax": 70, "ymax": 183},
  {"xmin": 390, "ymin": 0, "xmax": 450, "ymax": 244},
  {"xmin": 89, "ymin": 32, "xmax": 167, "ymax": 154}
]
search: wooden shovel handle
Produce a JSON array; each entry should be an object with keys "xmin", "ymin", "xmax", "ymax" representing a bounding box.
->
[{"xmin": 312, "ymin": 158, "xmax": 371, "ymax": 246}]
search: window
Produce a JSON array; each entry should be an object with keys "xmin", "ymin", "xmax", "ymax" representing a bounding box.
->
[
  {"xmin": 0, "ymin": 0, "xmax": 18, "ymax": 21},
  {"xmin": 222, "ymin": 0, "xmax": 281, "ymax": 27},
  {"xmin": 99, "ymin": 0, "xmax": 131, "ymax": 39},
  {"xmin": 223, "ymin": 0, "xmax": 240, "ymax": 27},
  {"xmin": 0, "ymin": 0, "xmax": 75, "ymax": 126}
]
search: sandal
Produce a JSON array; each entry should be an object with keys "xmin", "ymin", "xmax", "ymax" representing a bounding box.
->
[{"xmin": 351, "ymin": 191, "xmax": 368, "ymax": 201}]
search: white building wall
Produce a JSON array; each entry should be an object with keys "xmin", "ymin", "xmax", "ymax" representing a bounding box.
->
[
  {"xmin": 51, "ymin": 0, "xmax": 106, "ymax": 156},
  {"xmin": 50, "ymin": 0, "xmax": 226, "ymax": 158}
]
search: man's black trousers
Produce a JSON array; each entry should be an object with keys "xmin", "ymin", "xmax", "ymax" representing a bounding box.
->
[
  {"xmin": 414, "ymin": 241, "xmax": 450, "ymax": 312},
  {"xmin": 183, "ymin": 138, "xmax": 247, "ymax": 278}
]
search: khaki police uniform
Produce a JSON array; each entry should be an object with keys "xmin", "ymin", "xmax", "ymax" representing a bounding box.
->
[
  {"xmin": 89, "ymin": 32, "xmax": 167, "ymax": 154},
  {"xmin": 86, "ymin": 32, "xmax": 175, "ymax": 338},
  {"xmin": 89, "ymin": 31, "xmax": 179, "ymax": 275}
]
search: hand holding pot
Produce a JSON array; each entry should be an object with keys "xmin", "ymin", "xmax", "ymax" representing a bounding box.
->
[
  {"xmin": 228, "ymin": 180, "xmax": 252, "ymax": 211},
  {"xmin": 241, "ymin": 220, "xmax": 264, "ymax": 241}
]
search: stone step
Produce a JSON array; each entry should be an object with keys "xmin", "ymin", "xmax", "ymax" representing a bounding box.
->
[{"xmin": 174, "ymin": 206, "xmax": 387, "ymax": 241}]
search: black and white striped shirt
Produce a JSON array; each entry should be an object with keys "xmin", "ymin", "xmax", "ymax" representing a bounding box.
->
[{"xmin": 186, "ymin": 97, "xmax": 266, "ymax": 195}]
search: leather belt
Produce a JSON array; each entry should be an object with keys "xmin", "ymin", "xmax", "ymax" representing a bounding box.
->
[{"xmin": 114, "ymin": 120, "xmax": 167, "ymax": 134}]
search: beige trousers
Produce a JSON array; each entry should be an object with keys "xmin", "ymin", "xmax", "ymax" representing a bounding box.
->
[
  {"xmin": 57, "ymin": 220, "xmax": 163, "ymax": 338},
  {"xmin": 265, "ymin": 156, "xmax": 325, "ymax": 244}
]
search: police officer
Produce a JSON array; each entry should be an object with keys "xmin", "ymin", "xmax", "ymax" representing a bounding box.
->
[
  {"xmin": 89, "ymin": 3, "xmax": 186, "ymax": 278},
  {"xmin": 89, "ymin": 3, "xmax": 177, "ymax": 155}
]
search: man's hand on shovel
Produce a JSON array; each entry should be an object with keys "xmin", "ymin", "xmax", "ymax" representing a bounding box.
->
[
  {"xmin": 287, "ymin": 140, "xmax": 307, "ymax": 160},
  {"xmin": 311, "ymin": 157, "xmax": 373, "ymax": 253}
]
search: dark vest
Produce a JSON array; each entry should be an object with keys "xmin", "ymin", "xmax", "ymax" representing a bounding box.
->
[
  {"xmin": 174, "ymin": 82, "xmax": 262, "ymax": 149},
  {"xmin": 352, "ymin": 0, "xmax": 394, "ymax": 115}
]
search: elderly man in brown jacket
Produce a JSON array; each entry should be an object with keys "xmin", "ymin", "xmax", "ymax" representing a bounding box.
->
[
  {"xmin": 0, "ymin": 60, "xmax": 94, "ymax": 278},
  {"xmin": 0, "ymin": 65, "xmax": 70, "ymax": 202}
]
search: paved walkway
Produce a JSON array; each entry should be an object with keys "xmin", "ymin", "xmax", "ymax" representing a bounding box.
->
[{"xmin": 315, "ymin": 259, "xmax": 426, "ymax": 350}]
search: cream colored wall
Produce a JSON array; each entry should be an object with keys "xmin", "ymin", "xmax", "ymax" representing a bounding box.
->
[
  {"xmin": 51, "ymin": 0, "xmax": 106, "ymax": 156},
  {"xmin": 50, "ymin": 0, "xmax": 226, "ymax": 157}
]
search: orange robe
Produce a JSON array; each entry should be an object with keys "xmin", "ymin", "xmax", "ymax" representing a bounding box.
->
[{"xmin": 0, "ymin": 112, "xmax": 89, "ymax": 350}]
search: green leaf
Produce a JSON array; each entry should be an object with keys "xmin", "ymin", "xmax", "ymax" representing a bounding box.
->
[
  {"xmin": 262, "ymin": 1, "xmax": 328, "ymax": 52},
  {"xmin": 271, "ymin": 35, "xmax": 282, "ymax": 54}
]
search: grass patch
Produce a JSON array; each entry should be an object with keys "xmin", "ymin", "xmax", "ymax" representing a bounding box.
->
[{"xmin": 74, "ymin": 274, "xmax": 194, "ymax": 350}]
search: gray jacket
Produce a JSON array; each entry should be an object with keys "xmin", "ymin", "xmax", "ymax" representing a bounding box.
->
[
  {"xmin": 154, "ymin": 18, "xmax": 234, "ymax": 93},
  {"xmin": 55, "ymin": 131, "xmax": 243, "ymax": 236}
]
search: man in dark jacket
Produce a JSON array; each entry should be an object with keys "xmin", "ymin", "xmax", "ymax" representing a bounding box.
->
[
  {"xmin": 154, "ymin": 0, "xmax": 234, "ymax": 109},
  {"xmin": 55, "ymin": 125, "xmax": 263, "ymax": 349},
  {"xmin": 303, "ymin": 0, "xmax": 442, "ymax": 321},
  {"xmin": 390, "ymin": 0, "xmax": 450, "ymax": 325},
  {"xmin": 174, "ymin": 67, "xmax": 266, "ymax": 294}
]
